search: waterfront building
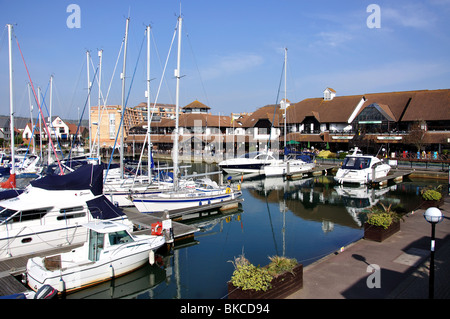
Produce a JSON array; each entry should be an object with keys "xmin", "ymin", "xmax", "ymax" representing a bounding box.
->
[{"xmin": 120, "ymin": 88, "xmax": 450, "ymax": 159}]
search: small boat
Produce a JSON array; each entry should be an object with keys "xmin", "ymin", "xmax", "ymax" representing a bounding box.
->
[
  {"xmin": 334, "ymin": 148, "xmax": 391, "ymax": 185},
  {"xmin": 218, "ymin": 151, "xmax": 282, "ymax": 174},
  {"xmin": 26, "ymin": 220, "xmax": 165, "ymax": 295},
  {"xmin": 263, "ymin": 153, "xmax": 315, "ymax": 177}
]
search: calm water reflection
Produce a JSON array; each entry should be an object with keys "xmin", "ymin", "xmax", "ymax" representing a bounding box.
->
[{"xmin": 68, "ymin": 163, "xmax": 445, "ymax": 299}]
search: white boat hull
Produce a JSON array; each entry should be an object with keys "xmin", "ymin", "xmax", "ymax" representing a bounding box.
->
[
  {"xmin": 27, "ymin": 232, "xmax": 165, "ymax": 294},
  {"xmin": 263, "ymin": 161, "xmax": 315, "ymax": 177},
  {"xmin": 133, "ymin": 189, "xmax": 242, "ymax": 213},
  {"xmin": 334, "ymin": 165, "xmax": 391, "ymax": 184}
]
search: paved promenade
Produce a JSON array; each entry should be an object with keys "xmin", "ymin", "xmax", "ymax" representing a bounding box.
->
[{"xmin": 287, "ymin": 194, "xmax": 450, "ymax": 299}]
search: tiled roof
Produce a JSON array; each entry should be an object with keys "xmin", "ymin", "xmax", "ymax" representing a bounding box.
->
[{"xmin": 182, "ymin": 100, "xmax": 211, "ymax": 110}]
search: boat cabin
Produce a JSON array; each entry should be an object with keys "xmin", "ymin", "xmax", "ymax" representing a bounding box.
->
[{"xmin": 84, "ymin": 221, "xmax": 134, "ymax": 262}]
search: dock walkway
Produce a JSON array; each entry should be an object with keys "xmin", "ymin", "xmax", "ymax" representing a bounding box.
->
[
  {"xmin": 371, "ymin": 169, "xmax": 413, "ymax": 187},
  {"xmin": 287, "ymin": 195, "xmax": 450, "ymax": 299}
]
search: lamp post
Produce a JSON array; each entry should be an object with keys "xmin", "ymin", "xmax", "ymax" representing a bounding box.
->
[{"xmin": 423, "ymin": 207, "xmax": 444, "ymax": 299}]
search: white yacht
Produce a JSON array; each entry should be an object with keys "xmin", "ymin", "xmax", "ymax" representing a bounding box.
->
[
  {"xmin": 218, "ymin": 151, "xmax": 282, "ymax": 174},
  {"xmin": 263, "ymin": 154, "xmax": 315, "ymax": 177},
  {"xmin": 334, "ymin": 148, "xmax": 391, "ymax": 185},
  {"xmin": 0, "ymin": 164, "xmax": 131, "ymax": 260},
  {"xmin": 26, "ymin": 220, "xmax": 165, "ymax": 295}
]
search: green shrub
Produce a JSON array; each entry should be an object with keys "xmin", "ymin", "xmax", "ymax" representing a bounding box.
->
[
  {"xmin": 367, "ymin": 212, "xmax": 393, "ymax": 229},
  {"xmin": 229, "ymin": 254, "xmax": 299, "ymax": 291},
  {"xmin": 366, "ymin": 203, "xmax": 403, "ymax": 229},
  {"xmin": 422, "ymin": 189, "xmax": 442, "ymax": 201},
  {"xmin": 230, "ymin": 255, "xmax": 272, "ymax": 291},
  {"xmin": 267, "ymin": 256, "xmax": 298, "ymax": 276}
]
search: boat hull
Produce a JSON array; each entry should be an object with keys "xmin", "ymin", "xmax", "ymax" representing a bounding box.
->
[
  {"xmin": 334, "ymin": 165, "xmax": 391, "ymax": 184},
  {"xmin": 133, "ymin": 190, "xmax": 242, "ymax": 213},
  {"xmin": 26, "ymin": 236, "xmax": 165, "ymax": 294},
  {"xmin": 263, "ymin": 161, "xmax": 315, "ymax": 177}
]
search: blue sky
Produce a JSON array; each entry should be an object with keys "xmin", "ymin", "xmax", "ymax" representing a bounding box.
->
[{"xmin": 1, "ymin": 0, "xmax": 450, "ymax": 120}]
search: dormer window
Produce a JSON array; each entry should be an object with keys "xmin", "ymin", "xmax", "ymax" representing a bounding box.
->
[{"xmin": 323, "ymin": 87, "xmax": 336, "ymax": 101}]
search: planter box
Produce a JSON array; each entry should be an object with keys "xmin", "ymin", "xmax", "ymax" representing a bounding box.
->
[
  {"xmin": 227, "ymin": 264, "xmax": 303, "ymax": 299},
  {"xmin": 364, "ymin": 221, "xmax": 400, "ymax": 242}
]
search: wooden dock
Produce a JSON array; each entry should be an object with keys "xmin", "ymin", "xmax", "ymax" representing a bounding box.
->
[
  {"xmin": 370, "ymin": 169, "xmax": 413, "ymax": 187},
  {"xmin": 122, "ymin": 207, "xmax": 200, "ymax": 240}
]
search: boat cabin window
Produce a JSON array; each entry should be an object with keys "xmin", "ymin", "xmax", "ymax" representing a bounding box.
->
[
  {"xmin": 108, "ymin": 230, "xmax": 134, "ymax": 246},
  {"xmin": 256, "ymin": 154, "xmax": 272, "ymax": 160},
  {"xmin": 342, "ymin": 157, "xmax": 371, "ymax": 170},
  {"xmin": 2, "ymin": 208, "xmax": 49, "ymax": 223},
  {"xmin": 239, "ymin": 152, "xmax": 259, "ymax": 159},
  {"xmin": 0, "ymin": 207, "xmax": 18, "ymax": 224},
  {"xmin": 57, "ymin": 206, "xmax": 86, "ymax": 220},
  {"xmin": 19, "ymin": 208, "xmax": 49, "ymax": 222}
]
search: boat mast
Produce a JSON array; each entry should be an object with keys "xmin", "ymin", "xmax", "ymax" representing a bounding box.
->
[
  {"xmin": 173, "ymin": 15, "xmax": 182, "ymax": 189},
  {"xmin": 146, "ymin": 25, "xmax": 152, "ymax": 182},
  {"xmin": 48, "ymin": 74, "xmax": 53, "ymax": 164},
  {"xmin": 38, "ymin": 87, "xmax": 42, "ymax": 161},
  {"xmin": 120, "ymin": 17, "xmax": 130, "ymax": 179},
  {"xmin": 284, "ymin": 47, "xmax": 287, "ymax": 150},
  {"xmin": 86, "ymin": 51, "xmax": 91, "ymax": 156},
  {"xmin": 97, "ymin": 49, "xmax": 103, "ymax": 161},
  {"xmin": 7, "ymin": 24, "xmax": 15, "ymax": 179},
  {"xmin": 27, "ymin": 83, "xmax": 35, "ymax": 154}
]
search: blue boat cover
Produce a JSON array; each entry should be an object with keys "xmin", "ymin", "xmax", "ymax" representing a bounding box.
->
[
  {"xmin": 86, "ymin": 195, "xmax": 126, "ymax": 219},
  {"xmin": 30, "ymin": 164, "xmax": 103, "ymax": 195},
  {"xmin": 0, "ymin": 189, "xmax": 24, "ymax": 200}
]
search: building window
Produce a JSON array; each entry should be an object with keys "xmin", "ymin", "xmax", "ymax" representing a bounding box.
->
[{"xmin": 109, "ymin": 113, "xmax": 116, "ymax": 139}]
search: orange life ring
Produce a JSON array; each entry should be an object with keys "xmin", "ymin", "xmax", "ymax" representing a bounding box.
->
[{"xmin": 151, "ymin": 222, "xmax": 163, "ymax": 235}]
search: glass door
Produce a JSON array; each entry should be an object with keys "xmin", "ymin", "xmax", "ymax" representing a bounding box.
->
[{"xmin": 88, "ymin": 229, "xmax": 104, "ymax": 261}]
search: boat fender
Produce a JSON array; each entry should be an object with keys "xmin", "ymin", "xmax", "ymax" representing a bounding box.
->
[
  {"xmin": 58, "ymin": 277, "xmax": 65, "ymax": 293},
  {"xmin": 237, "ymin": 184, "xmax": 241, "ymax": 191},
  {"xmin": 151, "ymin": 222, "xmax": 163, "ymax": 236},
  {"xmin": 149, "ymin": 250, "xmax": 155, "ymax": 265},
  {"xmin": 109, "ymin": 264, "xmax": 114, "ymax": 278}
]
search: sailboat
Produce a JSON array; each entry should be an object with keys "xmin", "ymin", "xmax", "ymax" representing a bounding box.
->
[
  {"xmin": 99, "ymin": 22, "xmax": 181, "ymax": 207},
  {"xmin": 262, "ymin": 48, "xmax": 315, "ymax": 177},
  {"xmin": 132, "ymin": 15, "xmax": 242, "ymax": 214}
]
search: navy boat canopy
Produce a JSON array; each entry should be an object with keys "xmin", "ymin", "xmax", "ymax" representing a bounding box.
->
[
  {"xmin": 30, "ymin": 164, "xmax": 103, "ymax": 195},
  {"xmin": 86, "ymin": 195, "xmax": 126, "ymax": 219}
]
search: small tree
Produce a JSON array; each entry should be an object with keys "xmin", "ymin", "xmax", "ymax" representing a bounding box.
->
[{"xmin": 404, "ymin": 120, "xmax": 427, "ymax": 153}]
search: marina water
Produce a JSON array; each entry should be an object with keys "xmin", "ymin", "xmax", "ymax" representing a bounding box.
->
[{"xmin": 66, "ymin": 163, "xmax": 445, "ymax": 299}]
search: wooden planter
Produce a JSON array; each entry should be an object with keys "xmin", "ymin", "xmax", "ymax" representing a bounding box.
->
[
  {"xmin": 420, "ymin": 198, "xmax": 444, "ymax": 209},
  {"xmin": 227, "ymin": 264, "xmax": 303, "ymax": 299},
  {"xmin": 364, "ymin": 221, "xmax": 400, "ymax": 242}
]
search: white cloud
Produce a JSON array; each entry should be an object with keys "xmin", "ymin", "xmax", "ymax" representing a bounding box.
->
[
  {"xmin": 200, "ymin": 53, "xmax": 264, "ymax": 80},
  {"xmin": 382, "ymin": 4, "xmax": 437, "ymax": 29},
  {"xmin": 315, "ymin": 31, "xmax": 354, "ymax": 47}
]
